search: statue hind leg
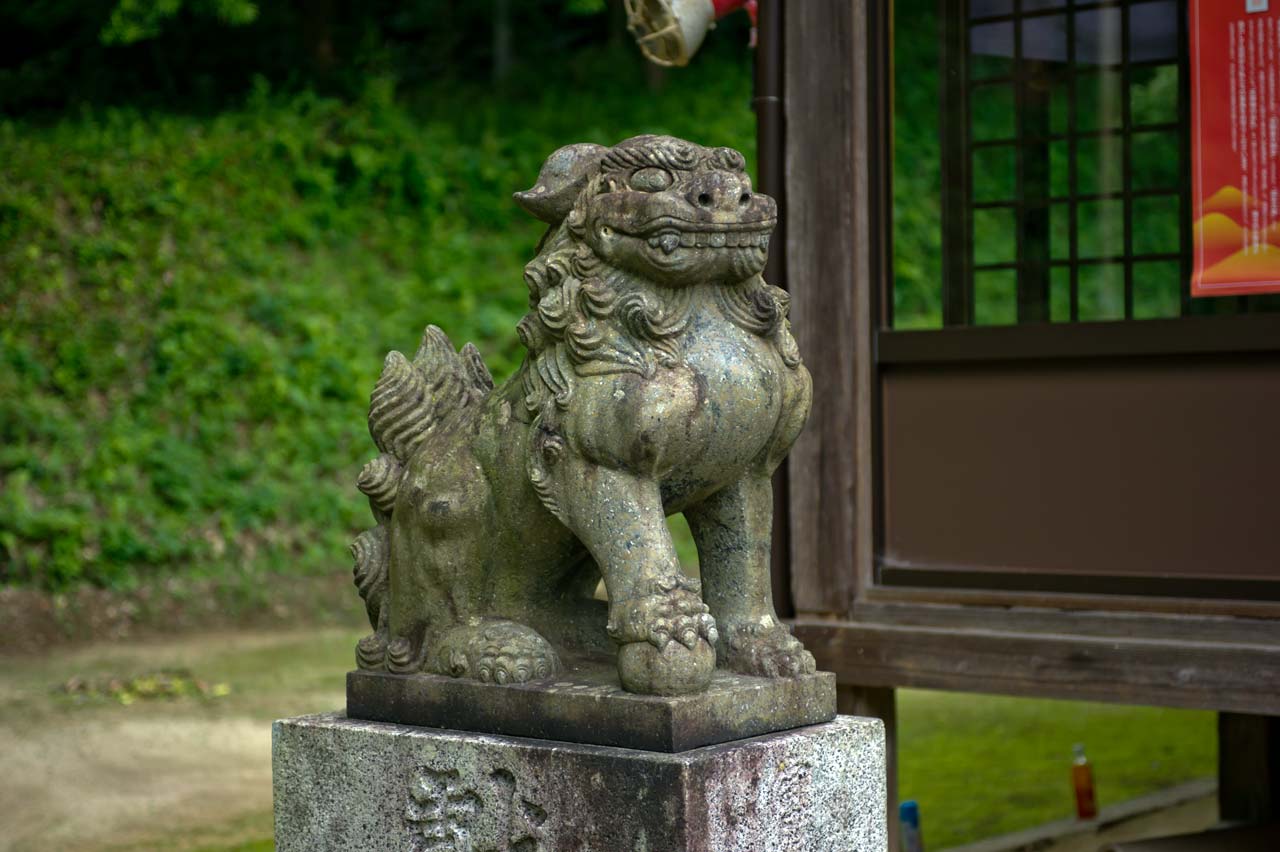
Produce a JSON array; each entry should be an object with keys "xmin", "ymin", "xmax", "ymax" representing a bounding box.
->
[
  {"xmin": 380, "ymin": 442, "xmax": 561, "ymax": 682},
  {"xmin": 685, "ymin": 473, "xmax": 815, "ymax": 678}
]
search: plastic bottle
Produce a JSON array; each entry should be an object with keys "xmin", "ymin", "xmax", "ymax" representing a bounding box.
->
[
  {"xmin": 1072, "ymin": 743, "xmax": 1098, "ymax": 820},
  {"xmin": 899, "ymin": 799, "xmax": 924, "ymax": 852}
]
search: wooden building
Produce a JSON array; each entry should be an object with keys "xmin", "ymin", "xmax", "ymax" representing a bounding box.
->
[{"xmin": 755, "ymin": 1, "xmax": 1280, "ymax": 846}]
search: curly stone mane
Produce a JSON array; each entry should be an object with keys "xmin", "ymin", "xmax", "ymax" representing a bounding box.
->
[{"xmin": 513, "ymin": 183, "xmax": 800, "ymax": 423}]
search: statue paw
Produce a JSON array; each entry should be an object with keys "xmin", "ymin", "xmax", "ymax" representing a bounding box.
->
[
  {"xmin": 356, "ymin": 632, "xmax": 388, "ymax": 671},
  {"xmin": 431, "ymin": 620, "xmax": 561, "ymax": 684},
  {"xmin": 609, "ymin": 575, "xmax": 717, "ymax": 695},
  {"xmin": 607, "ymin": 575, "xmax": 718, "ymax": 650},
  {"xmin": 719, "ymin": 619, "xmax": 817, "ymax": 679},
  {"xmin": 354, "ymin": 630, "xmax": 423, "ymax": 674}
]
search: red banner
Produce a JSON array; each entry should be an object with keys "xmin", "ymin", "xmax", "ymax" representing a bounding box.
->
[{"xmin": 1191, "ymin": 0, "xmax": 1280, "ymax": 296}]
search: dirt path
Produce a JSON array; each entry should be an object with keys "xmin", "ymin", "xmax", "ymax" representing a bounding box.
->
[{"xmin": 0, "ymin": 627, "xmax": 361, "ymax": 852}]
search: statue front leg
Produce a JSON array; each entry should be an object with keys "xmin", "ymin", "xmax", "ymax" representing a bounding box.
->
[
  {"xmin": 534, "ymin": 450, "xmax": 716, "ymax": 695},
  {"xmin": 685, "ymin": 474, "xmax": 815, "ymax": 678}
]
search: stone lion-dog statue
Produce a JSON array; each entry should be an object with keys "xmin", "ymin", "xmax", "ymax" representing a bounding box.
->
[{"xmin": 350, "ymin": 134, "xmax": 815, "ymax": 696}]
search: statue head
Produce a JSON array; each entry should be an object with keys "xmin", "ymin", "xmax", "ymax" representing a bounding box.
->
[{"xmin": 516, "ymin": 135, "xmax": 776, "ymax": 287}]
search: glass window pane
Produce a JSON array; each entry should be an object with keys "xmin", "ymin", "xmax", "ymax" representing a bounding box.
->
[
  {"xmin": 893, "ymin": 0, "xmax": 944, "ymax": 329},
  {"xmin": 1133, "ymin": 261, "xmax": 1182, "ymax": 319},
  {"xmin": 974, "ymin": 207, "xmax": 1018, "ymax": 264},
  {"xmin": 972, "ymin": 84, "xmax": 1017, "ymax": 141},
  {"xmin": 1022, "ymin": 14, "xmax": 1068, "ymax": 64},
  {"xmin": 1132, "ymin": 131, "xmax": 1180, "ymax": 191},
  {"xmin": 1131, "ymin": 64, "xmax": 1180, "ymax": 127},
  {"xmin": 1133, "ymin": 195, "xmax": 1181, "ymax": 256},
  {"xmin": 1078, "ymin": 263, "xmax": 1126, "ymax": 320},
  {"xmin": 1076, "ymin": 69, "xmax": 1124, "ymax": 131},
  {"xmin": 971, "ymin": 21, "xmax": 1016, "ymax": 80},
  {"xmin": 1049, "ymin": 74, "xmax": 1071, "ymax": 135},
  {"xmin": 970, "ymin": 0, "xmax": 1013, "ymax": 19},
  {"xmin": 1050, "ymin": 266, "xmax": 1073, "ymax": 321},
  {"xmin": 973, "ymin": 146, "xmax": 1017, "ymax": 202},
  {"xmin": 1051, "ymin": 202, "xmax": 1072, "ymax": 260},
  {"xmin": 1050, "ymin": 140, "xmax": 1070, "ymax": 196},
  {"xmin": 1078, "ymin": 199, "xmax": 1124, "ymax": 258},
  {"xmin": 1076, "ymin": 7, "xmax": 1123, "ymax": 65},
  {"xmin": 1130, "ymin": 1, "xmax": 1180, "ymax": 64},
  {"xmin": 1078, "ymin": 135, "xmax": 1124, "ymax": 195},
  {"xmin": 975, "ymin": 270, "xmax": 1018, "ymax": 325}
]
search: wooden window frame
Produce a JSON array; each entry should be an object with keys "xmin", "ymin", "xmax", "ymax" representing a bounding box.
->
[{"xmin": 779, "ymin": 0, "xmax": 1280, "ymax": 715}]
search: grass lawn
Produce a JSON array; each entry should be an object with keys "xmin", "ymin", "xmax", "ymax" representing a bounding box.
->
[
  {"xmin": 897, "ymin": 691, "xmax": 1215, "ymax": 849},
  {"xmin": 0, "ymin": 625, "xmax": 1215, "ymax": 852}
]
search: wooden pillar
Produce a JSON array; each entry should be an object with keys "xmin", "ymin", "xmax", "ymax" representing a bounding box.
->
[
  {"xmin": 840, "ymin": 686, "xmax": 898, "ymax": 851},
  {"xmin": 782, "ymin": 0, "xmax": 866, "ymax": 617},
  {"xmin": 1219, "ymin": 713, "xmax": 1280, "ymax": 825}
]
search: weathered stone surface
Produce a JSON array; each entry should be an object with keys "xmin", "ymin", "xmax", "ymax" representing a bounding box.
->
[
  {"xmin": 349, "ymin": 134, "xmax": 821, "ymax": 701},
  {"xmin": 273, "ymin": 713, "xmax": 887, "ymax": 852},
  {"xmin": 347, "ymin": 656, "xmax": 836, "ymax": 752}
]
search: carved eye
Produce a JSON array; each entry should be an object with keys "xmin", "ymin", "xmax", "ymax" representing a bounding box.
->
[{"xmin": 630, "ymin": 167, "xmax": 673, "ymax": 192}]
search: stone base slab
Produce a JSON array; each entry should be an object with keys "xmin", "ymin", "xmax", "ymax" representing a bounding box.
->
[
  {"xmin": 347, "ymin": 657, "xmax": 837, "ymax": 752},
  {"xmin": 273, "ymin": 712, "xmax": 886, "ymax": 852}
]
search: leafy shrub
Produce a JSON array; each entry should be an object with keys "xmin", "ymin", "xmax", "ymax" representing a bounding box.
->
[{"xmin": 0, "ymin": 49, "xmax": 756, "ymax": 590}]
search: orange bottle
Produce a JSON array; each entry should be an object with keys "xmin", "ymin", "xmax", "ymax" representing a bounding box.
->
[{"xmin": 1072, "ymin": 743, "xmax": 1098, "ymax": 820}]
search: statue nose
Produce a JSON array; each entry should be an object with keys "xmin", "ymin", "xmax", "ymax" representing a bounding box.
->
[{"xmin": 687, "ymin": 174, "xmax": 752, "ymax": 213}]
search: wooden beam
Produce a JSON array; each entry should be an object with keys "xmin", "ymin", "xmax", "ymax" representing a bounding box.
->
[
  {"xmin": 782, "ymin": 0, "xmax": 862, "ymax": 615},
  {"xmin": 796, "ymin": 620, "xmax": 1280, "ymax": 715}
]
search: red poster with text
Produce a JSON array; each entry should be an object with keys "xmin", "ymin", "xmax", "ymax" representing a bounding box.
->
[{"xmin": 1192, "ymin": 0, "xmax": 1280, "ymax": 296}]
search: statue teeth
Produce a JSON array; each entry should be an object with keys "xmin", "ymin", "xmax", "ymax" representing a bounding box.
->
[
  {"xmin": 709, "ymin": 232, "xmax": 726, "ymax": 248},
  {"xmin": 680, "ymin": 232, "xmax": 696, "ymax": 247},
  {"xmin": 659, "ymin": 233, "xmax": 680, "ymax": 254},
  {"xmin": 647, "ymin": 236, "xmax": 661, "ymax": 248}
]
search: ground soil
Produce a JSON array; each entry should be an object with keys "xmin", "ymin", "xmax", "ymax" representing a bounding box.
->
[
  {"xmin": 0, "ymin": 626, "xmax": 363, "ymax": 852},
  {"xmin": 0, "ymin": 571, "xmax": 360, "ymax": 655}
]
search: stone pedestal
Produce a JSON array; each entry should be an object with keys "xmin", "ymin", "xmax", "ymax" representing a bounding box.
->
[
  {"xmin": 347, "ymin": 659, "xmax": 837, "ymax": 752},
  {"xmin": 273, "ymin": 713, "xmax": 887, "ymax": 852}
]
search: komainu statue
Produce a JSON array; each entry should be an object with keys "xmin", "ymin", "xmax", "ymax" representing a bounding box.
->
[{"xmin": 350, "ymin": 135, "xmax": 815, "ymax": 696}]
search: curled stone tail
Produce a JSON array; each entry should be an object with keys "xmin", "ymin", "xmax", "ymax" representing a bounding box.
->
[
  {"xmin": 358, "ymin": 326, "xmax": 494, "ymax": 516},
  {"xmin": 351, "ymin": 525, "xmax": 389, "ymax": 631}
]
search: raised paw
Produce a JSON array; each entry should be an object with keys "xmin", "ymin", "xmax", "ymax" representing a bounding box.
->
[
  {"xmin": 606, "ymin": 575, "xmax": 718, "ymax": 650},
  {"xmin": 609, "ymin": 575, "xmax": 717, "ymax": 695},
  {"xmin": 718, "ymin": 618, "xmax": 817, "ymax": 679},
  {"xmin": 430, "ymin": 619, "xmax": 561, "ymax": 684}
]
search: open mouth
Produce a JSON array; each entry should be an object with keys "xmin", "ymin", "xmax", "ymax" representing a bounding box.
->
[{"xmin": 636, "ymin": 217, "xmax": 776, "ymax": 256}]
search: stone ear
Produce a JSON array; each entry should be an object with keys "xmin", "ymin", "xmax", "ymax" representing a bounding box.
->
[{"xmin": 514, "ymin": 143, "xmax": 608, "ymax": 225}]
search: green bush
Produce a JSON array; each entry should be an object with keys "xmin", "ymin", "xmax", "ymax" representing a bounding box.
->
[{"xmin": 0, "ymin": 50, "xmax": 757, "ymax": 590}]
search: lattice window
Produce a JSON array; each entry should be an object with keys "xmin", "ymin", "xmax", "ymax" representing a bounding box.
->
[{"xmin": 892, "ymin": 0, "xmax": 1280, "ymax": 329}]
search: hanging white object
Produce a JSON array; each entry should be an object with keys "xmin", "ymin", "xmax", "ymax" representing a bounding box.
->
[{"xmin": 624, "ymin": 0, "xmax": 717, "ymax": 67}]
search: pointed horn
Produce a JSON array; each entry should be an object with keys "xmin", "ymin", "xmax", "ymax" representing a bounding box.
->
[{"xmin": 513, "ymin": 142, "xmax": 607, "ymax": 224}]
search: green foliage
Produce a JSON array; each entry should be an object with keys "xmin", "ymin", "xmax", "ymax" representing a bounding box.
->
[
  {"xmin": 100, "ymin": 0, "xmax": 259, "ymax": 46},
  {"xmin": 565, "ymin": 0, "xmax": 608, "ymax": 13},
  {"xmin": 0, "ymin": 48, "xmax": 756, "ymax": 591}
]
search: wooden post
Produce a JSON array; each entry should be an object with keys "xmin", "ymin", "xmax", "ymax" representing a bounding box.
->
[{"xmin": 1219, "ymin": 713, "xmax": 1280, "ymax": 824}]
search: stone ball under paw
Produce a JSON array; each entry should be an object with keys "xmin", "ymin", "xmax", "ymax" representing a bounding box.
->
[{"xmin": 618, "ymin": 638, "xmax": 715, "ymax": 696}]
